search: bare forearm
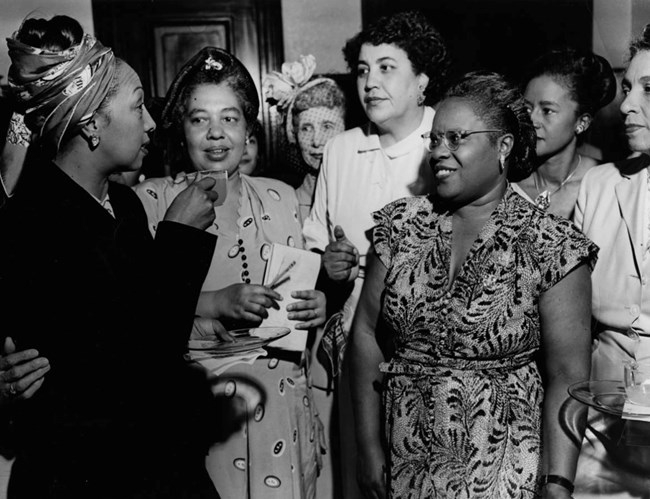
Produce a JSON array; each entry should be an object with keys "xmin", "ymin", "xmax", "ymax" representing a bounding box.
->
[
  {"xmin": 350, "ymin": 331, "xmax": 385, "ymax": 450},
  {"xmin": 542, "ymin": 374, "xmax": 588, "ymax": 479},
  {"xmin": 539, "ymin": 266, "xmax": 592, "ymax": 482}
]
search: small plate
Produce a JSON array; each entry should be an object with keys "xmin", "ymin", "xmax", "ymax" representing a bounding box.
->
[
  {"xmin": 188, "ymin": 326, "xmax": 290, "ymax": 355},
  {"xmin": 568, "ymin": 380, "xmax": 650, "ymax": 417}
]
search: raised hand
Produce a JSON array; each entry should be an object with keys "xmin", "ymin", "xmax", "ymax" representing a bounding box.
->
[
  {"xmin": 322, "ymin": 225, "xmax": 360, "ymax": 283},
  {"xmin": 163, "ymin": 177, "xmax": 219, "ymax": 230}
]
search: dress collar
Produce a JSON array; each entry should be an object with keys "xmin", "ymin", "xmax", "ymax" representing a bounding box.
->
[{"xmin": 357, "ymin": 106, "xmax": 434, "ymax": 158}]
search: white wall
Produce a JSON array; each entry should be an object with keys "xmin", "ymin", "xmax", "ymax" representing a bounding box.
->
[
  {"xmin": 281, "ymin": 0, "xmax": 361, "ymax": 74},
  {"xmin": 593, "ymin": 0, "xmax": 650, "ymax": 70},
  {"xmin": 0, "ymin": 0, "xmax": 94, "ymax": 84}
]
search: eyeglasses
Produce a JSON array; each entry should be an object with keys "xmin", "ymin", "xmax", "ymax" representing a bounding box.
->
[{"xmin": 422, "ymin": 129, "xmax": 503, "ymax": 152}]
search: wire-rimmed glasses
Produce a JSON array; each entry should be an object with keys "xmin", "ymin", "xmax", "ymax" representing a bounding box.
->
[{"xmin": 422, "ymin": 129, "xmax": 503, "ymax": 152}]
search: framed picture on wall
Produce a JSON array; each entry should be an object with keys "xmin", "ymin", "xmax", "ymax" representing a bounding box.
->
[{"xmin": 153, "ymin": 20, "xmax": 231, "ymax": 96}]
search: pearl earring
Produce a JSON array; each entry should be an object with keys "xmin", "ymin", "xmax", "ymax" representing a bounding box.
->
[{"xmin": 90, "ymin": 135, "xmax": 100, "ymax": 149}]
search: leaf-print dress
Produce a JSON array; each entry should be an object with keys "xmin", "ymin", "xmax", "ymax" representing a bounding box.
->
[{"xmin": 372, "ymin": 188, "xmax": 597, "ymax": 499}]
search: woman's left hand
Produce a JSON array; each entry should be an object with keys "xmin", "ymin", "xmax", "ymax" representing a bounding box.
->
[
  {"xmin": 286, "ymin": 289, "xmax": 326, "ymax": 329},
  {"xmin": 0, "ymin": 337, "xmax": 50, "ymax": 407}
]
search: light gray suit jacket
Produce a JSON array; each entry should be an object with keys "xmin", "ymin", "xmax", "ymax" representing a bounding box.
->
[{"xmin": 574, "ymin": 154, "xmax": 650, "ymax": 379}]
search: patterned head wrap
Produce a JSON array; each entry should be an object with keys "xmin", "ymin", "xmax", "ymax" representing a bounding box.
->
[
  {"xmin": 161, "ymin": 46, "xmax": 259, "ymax": 130},
  {"xmin": 7, "ymin": 32, "xmax": 116, "ymax": 152},
  {"xmin": 262, "ymin": 54, "xmax": 343, "ymax": 144}
]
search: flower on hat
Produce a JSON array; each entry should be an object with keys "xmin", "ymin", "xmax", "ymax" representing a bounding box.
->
[{"xmin": 263, "ymin": 54, "xmax": 316, "ymax": 110}]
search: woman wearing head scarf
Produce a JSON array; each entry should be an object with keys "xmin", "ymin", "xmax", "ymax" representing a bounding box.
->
[
  {"xmin": 573, "ymin": 25, "xmax": 650, "ymax": 498},
  {"xmin": 134, "ymin": 47, "xmax": 327, "ymax": 499},
  {"xmin": 351, "ymin": 71, "xmax": 596, "ymax": 499},
  {"xmin": 0, "ymin": 15, "xmax": 220, "ymax": 498},
  {"xmin": 264, "ymin": 55, "xmax": 346, "ymax": 222}
]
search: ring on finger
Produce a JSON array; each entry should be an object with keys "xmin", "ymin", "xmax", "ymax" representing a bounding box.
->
[{"xmin": 8, "ymin": 383, "xmax": 17, "ymax": 396}]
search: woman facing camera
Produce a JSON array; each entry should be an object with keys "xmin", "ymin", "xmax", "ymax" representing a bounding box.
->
[
  {"xmin": 573, "ymin": 25, "xmax": 650, "ymax": 498},
  {"xmin": 264, "ymin": 54, "xmax": 346, "ymax": 222},
  {"xmin": 302, "ymin": 12, "xmax": 449, "ymax": 497},
  {"xmin": 351, "ymin": 72, "xmax": 596, "ymax": 498},
  {"xmin": 135, "ymin": 47, "xmax": 326, "ymax": 499},
  {"xmin": 513, "ymin": 48, "xmax": 616, "ymax": 218},
  {"xmin": 304, "ymin": 12, "xmax": 449, "ymax": 332},
  {"xmin": 0, "ymin": 15, "xmax": 220, "ymax": 498}
]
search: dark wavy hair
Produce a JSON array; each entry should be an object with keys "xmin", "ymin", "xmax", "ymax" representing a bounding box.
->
[
  {"xmin": 13, "ymin": 15, "xmax": 122, "ymax": 144},
  {"xmin": 15, "ymin": 15, "xmax": 83, "ymax": 50},
  {"xmin": 524, "ymin": 48, "xmax": 616, "ymax": 117},
  {"xmin": 630, "ymin": 24, "xmax": 650, "ymax": 60},
  {"xmin": 444, "ymin": 71, "xmax": 537, "ymax": 180},
  {"xmin": 343, "ymin": 11, "xmax": 449, "ymax": 105}
]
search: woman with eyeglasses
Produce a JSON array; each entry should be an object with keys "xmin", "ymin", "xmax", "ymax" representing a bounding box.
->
[{"xmin": 350, "ymin": 71, "xmax": 596, "ymax": 498}]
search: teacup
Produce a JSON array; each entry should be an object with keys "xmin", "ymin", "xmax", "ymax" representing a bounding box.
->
[
  {"xmin": 188, "ymin": 170, "xmax": 228, "ymax": 206},
  {"xmin": 624, "ymin": 357, "xmax": 650, "ymax": 407}
]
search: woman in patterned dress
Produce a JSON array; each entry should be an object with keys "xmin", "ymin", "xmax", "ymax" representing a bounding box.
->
[
  {"xmin": 134, "ymin": 47, "xmax": 326, "ymax": 499},
  {"xmin": 350, "ymin": 71, "xmax": 597, "ymax": 499}
]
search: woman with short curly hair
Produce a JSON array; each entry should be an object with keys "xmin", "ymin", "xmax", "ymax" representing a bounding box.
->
[
  {"xmin": 302, "ymin": 10, "xmax": 450, "ymax": 498},
  {"xmin": 342, "ymin": 10, "xmax": 449, "ymax": 107}
]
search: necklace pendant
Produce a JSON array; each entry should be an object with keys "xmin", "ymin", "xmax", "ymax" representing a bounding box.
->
[{"xmin": 534, "ymin": 190, "xmax": 551, "ymax": 210}]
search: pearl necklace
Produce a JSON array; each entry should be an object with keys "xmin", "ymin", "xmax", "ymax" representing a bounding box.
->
[{"xmin": 533, "ymin": 154, "xmax": 581, "ymax": 211}]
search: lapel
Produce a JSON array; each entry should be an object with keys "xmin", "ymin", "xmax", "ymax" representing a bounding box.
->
[{"xmin": 615, "ymin": 162, "xmax": 647, "ymax": 278}]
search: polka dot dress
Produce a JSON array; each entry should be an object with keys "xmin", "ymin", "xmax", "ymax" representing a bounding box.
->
[{"xmin": 134, "ymin": 174, "xmax": 320, "ymax": 498}]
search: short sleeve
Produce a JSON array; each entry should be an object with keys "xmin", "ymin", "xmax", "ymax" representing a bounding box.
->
[
  {"xmin": 536, "ymin": 215, "xmax": 599, "ymax": 293},
  {"xmin": 371, "ymin": 197, "xmax": 423, "ymax": 269}
]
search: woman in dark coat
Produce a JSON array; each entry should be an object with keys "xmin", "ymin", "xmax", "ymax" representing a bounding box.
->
[{"xmin": 0, "ymin": 15, "xmax": 222, "ymax": 498}]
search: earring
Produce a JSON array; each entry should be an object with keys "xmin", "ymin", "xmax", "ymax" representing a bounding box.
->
[
  {"xmin": 417, "ymin": 86, "xmax": 425, "ymax": 106},
  {"xmin": 90, "ymin": 135, "xmax": 100, "ymax": 149},
  {"xmin": 576, "ymin": 125, "xmax": 584, "ymax": 134},
  {"xmin": 499, "ymin": 155, "xmax": 505, "ymax": 173},
  {"xmin": 245, "ymin": 137, "xmax": 250, "ymax": 145}
]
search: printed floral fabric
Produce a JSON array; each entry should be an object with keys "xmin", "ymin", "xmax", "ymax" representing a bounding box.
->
[
  {"xmin": 372, "ymin": 187, "xmax": 598, "ymax": 498},
  {"xmin": 6, "ymin": 112, "xmax": 31, "ymax": 147}
]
